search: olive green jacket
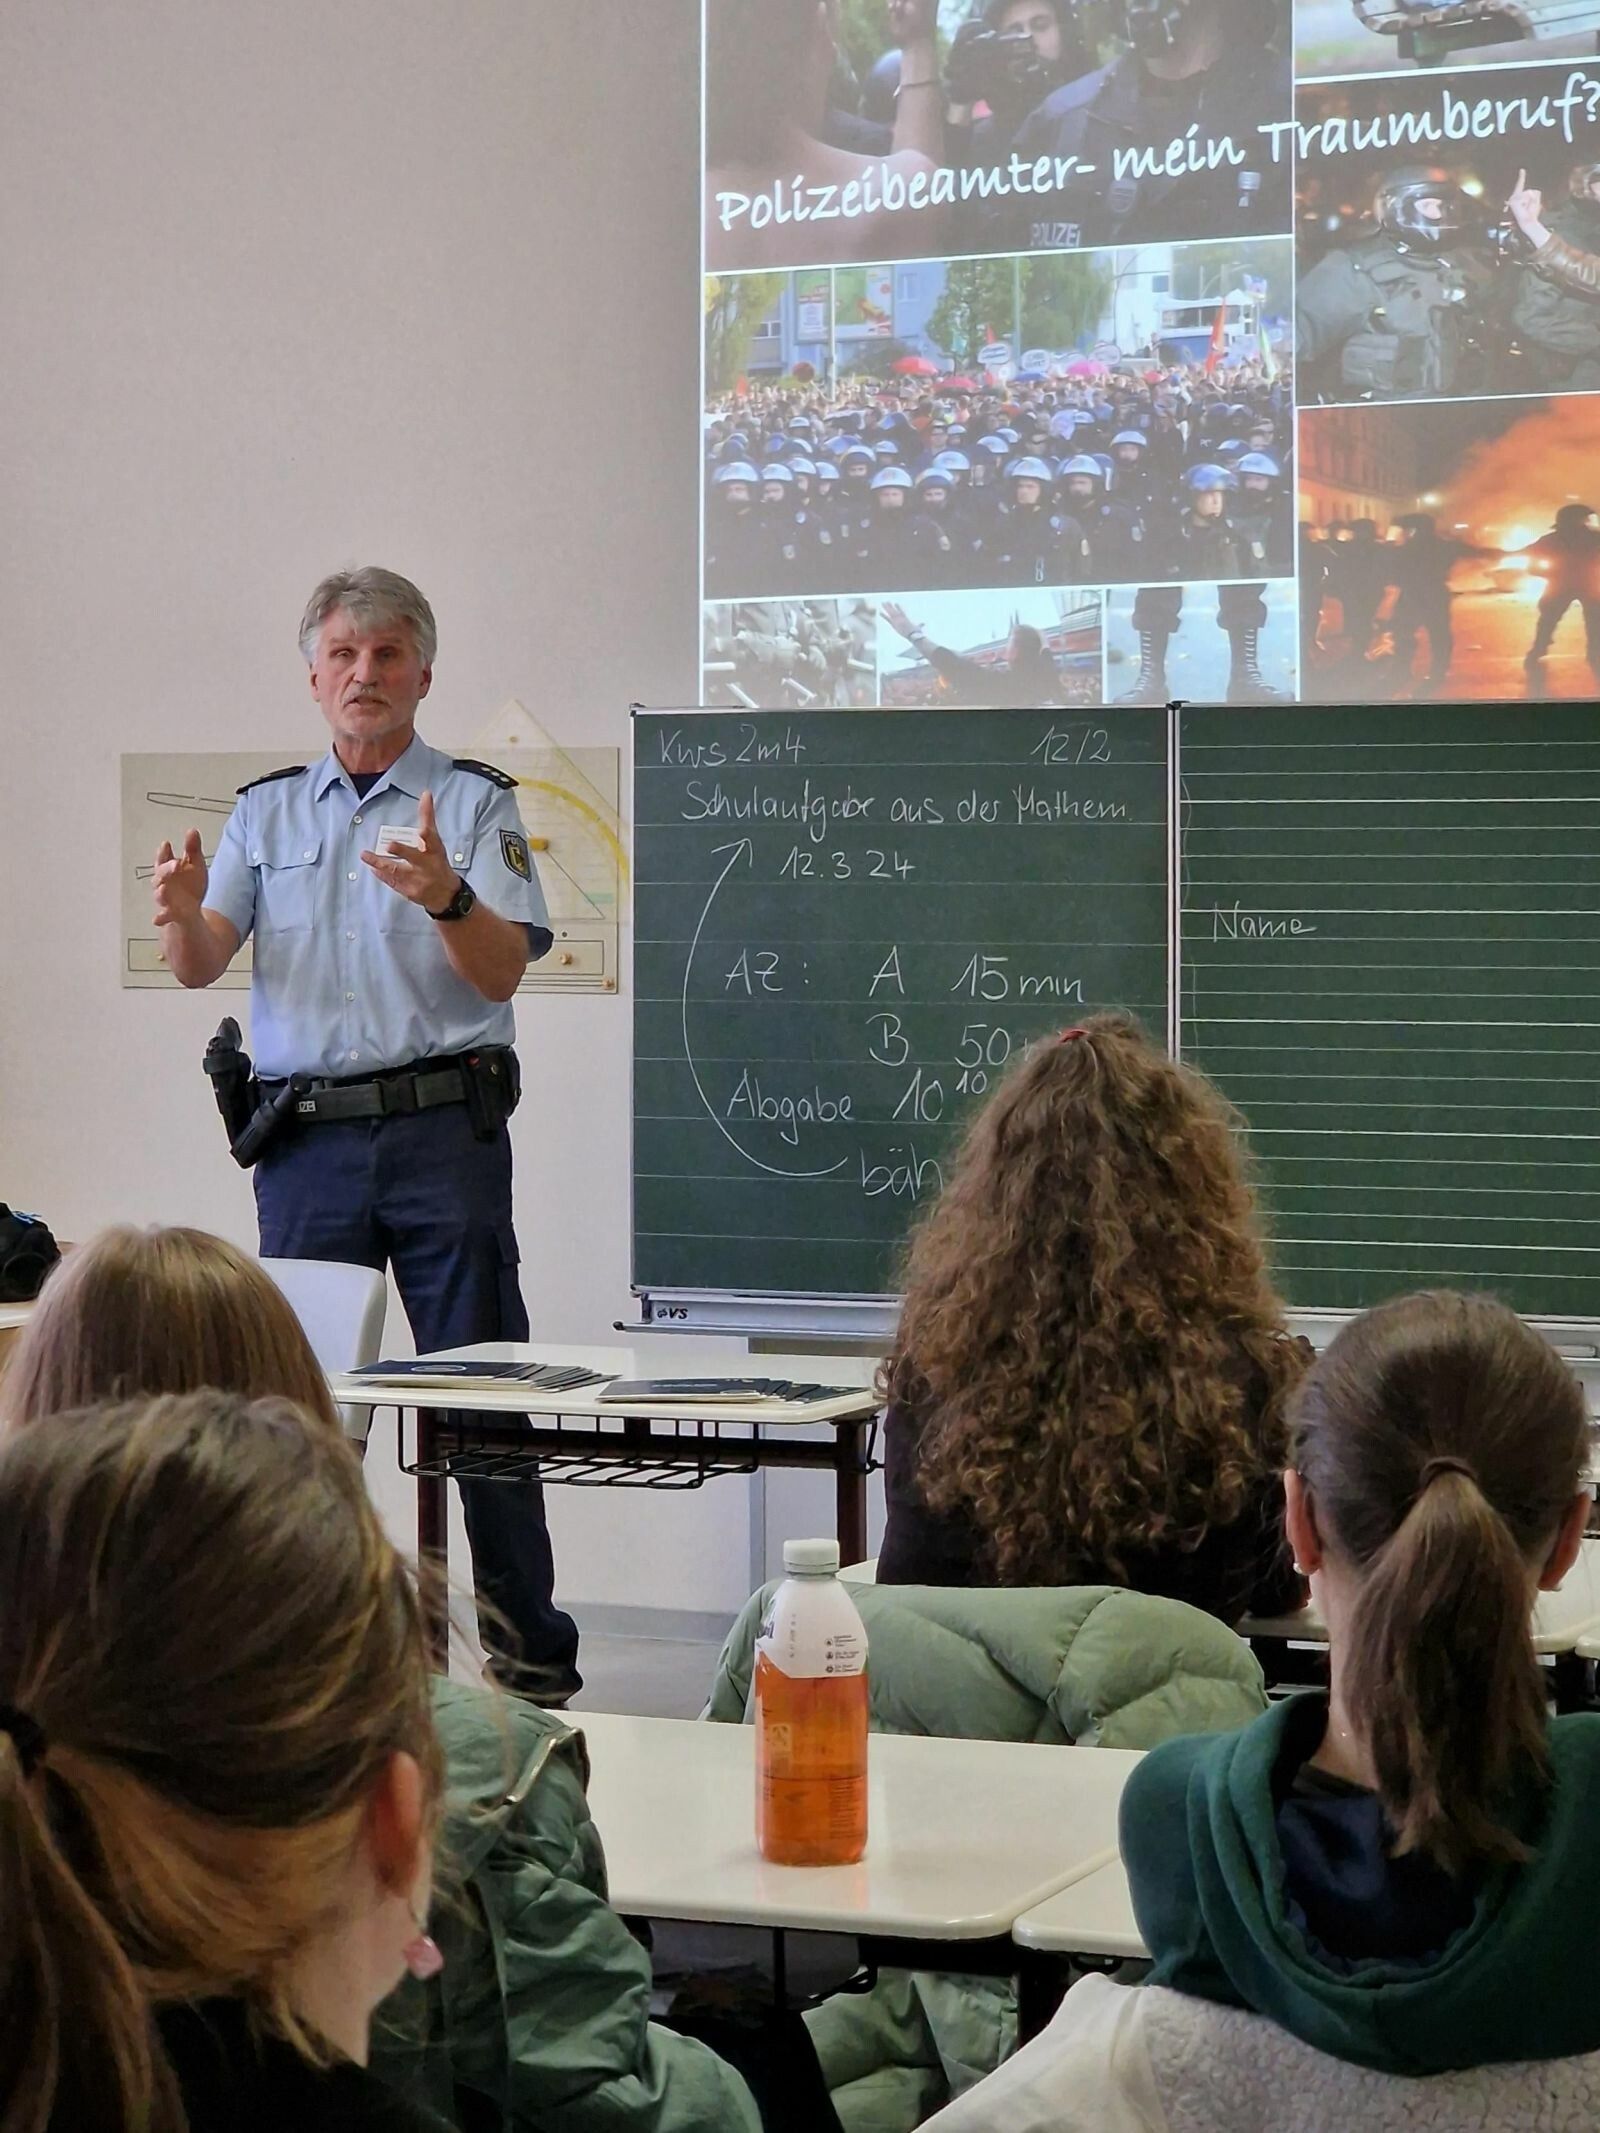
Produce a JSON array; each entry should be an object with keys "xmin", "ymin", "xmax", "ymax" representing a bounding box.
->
[{"xmin": 371, "ymin": 1679, "xmax": 761, "ymax": 2133}]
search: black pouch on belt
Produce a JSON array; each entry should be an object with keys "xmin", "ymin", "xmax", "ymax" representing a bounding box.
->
[{"xmin": 461, "ymin": 1047, "xmax": 521, "ymax": 1140}]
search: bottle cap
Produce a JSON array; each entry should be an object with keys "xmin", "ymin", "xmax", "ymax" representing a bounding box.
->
[{"xmin": 783, "ymin": 1538, "xmax": 841, "ymax": 1575}]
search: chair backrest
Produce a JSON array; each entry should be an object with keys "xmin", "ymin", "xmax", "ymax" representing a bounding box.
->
[
  {"xmin": 924, "ymin": 1975, "xmax": 1600, "ymax": 2131},
  {"xmin": 703, "ymin": 1581, "xmax": 1267, "ymax": 1748},
  {"xmin": 259, "ymin": 1256, "xmax": 386, "ymax": 1442},
  {"xmin": 1138, "ymin": 1983, "xmax": 1600, "ymax": 2133}
]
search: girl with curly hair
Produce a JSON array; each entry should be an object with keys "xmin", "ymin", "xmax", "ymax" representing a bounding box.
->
[{"xmin": 877, "ymin": 1012, "xmax": 1309, "ymax": 1623}]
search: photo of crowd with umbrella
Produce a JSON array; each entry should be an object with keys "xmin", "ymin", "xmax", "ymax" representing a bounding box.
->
[{"xmin": 703, "ymin": 238, "xmax": 1295, "ymax": 704}]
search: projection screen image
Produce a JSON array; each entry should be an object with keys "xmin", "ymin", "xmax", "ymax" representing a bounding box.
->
[{"xmin": 700, "ymin": 0, "xmax": 1600, "ymax": 708}]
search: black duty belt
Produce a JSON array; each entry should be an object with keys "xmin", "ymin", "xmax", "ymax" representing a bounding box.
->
[{"xmin": 261, "ymin": 1060, "xmax": 471, "ymax": 1124}]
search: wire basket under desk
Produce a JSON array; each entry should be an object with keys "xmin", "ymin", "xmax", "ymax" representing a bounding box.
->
[{"xmin": 399, "ymin": 1408, "xmax": 764, "ymax": 1491}]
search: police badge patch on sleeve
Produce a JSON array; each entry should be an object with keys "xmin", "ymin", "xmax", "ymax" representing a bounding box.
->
[{"xmin": 500, "ymin": 828, "xmax": 533, "ymax": 880}]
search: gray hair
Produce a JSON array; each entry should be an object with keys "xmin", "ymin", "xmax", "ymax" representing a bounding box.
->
[{"xmin": 298, "ymin": 567, "xmax": 438, "ymax": 668}]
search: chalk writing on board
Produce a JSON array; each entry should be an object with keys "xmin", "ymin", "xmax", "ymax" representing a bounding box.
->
[
  {"xmin": 1211, "ymin": 903, "xmax": 1319, "ymax": 941},
  {"xmin": 681, "ymin": 836, "xmax": 849, "ymax": 1181}
]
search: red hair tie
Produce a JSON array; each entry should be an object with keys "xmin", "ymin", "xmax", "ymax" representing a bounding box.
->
[{"xmin": 1057, "ymin": 1027, "xmax": 1088, "ymax": 1044}]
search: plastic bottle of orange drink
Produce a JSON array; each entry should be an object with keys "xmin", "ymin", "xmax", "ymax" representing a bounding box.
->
[{"xmin": 755, "ymin": 1537, "xmax": 869, "ymax": 1865}]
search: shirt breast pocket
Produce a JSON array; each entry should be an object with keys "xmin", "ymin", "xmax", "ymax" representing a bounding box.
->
[{"xmin": 252, "ymin": 834, "xmax": 321, "ymax": 933}]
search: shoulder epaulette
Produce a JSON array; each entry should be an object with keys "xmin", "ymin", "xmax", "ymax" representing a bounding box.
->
[
  {"xmin": 236, "ymin": 763, "xmax": 309, "ymax": 796},
  {"xmin": 452, "ymin": 756, "xmax": 517, "ymax": 790}
]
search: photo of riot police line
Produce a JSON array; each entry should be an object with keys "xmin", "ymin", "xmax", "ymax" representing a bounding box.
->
[
  {"xmin": 877, "ymin": 586, "xmax": 1104, "ymax": 702},
  {"xmin": 1295, "ymin": 0, "xmax": 1600, "ymax": 80},
  {"xmin": 1295, "ymin": 78, "xmax": 1600, "ymax": 404},
  {"xmin": 704, "ymin": 0, "xmax": 1292, "ymax": 272},
  {"xmin": 704, "ymin": 245, "xmax": 1293, "ymax": 600},
  {"xmin": 1299, "ymin": 396, "xmax": 1600, "ymax": 701},
  {"xmin": 703, "ymin": 598, "xmax": 878, "ymax": 707},
  {"xmin": 1105, "ymin": 578, "xmax": 1296, "ymax": 701}
]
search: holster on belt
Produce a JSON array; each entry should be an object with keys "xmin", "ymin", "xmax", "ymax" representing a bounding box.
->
[{"xmin": 204, "ymin": 1018, "xmax": 305, "ymax": 1169}]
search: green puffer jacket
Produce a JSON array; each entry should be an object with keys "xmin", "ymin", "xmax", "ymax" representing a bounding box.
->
[
  {"xmin": 705, "ymin": 1582, "xmax": 1269, "ymax": 2133},
  {"xmin": 371, "ymin": 1678, "xmax": 761, "ymax": 2133}
]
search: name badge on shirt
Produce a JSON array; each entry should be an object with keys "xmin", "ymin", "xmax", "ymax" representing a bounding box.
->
[{"xmin": 376, "ymin": 824, "xmax": 425, "ymax": 854}]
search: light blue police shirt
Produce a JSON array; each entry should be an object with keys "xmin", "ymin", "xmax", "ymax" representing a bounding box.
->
[{"xmin": 205, "ymin": 732, "xmax": 550, "ymax": 1080}]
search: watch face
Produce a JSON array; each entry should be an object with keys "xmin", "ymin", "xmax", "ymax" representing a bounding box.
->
[{"xmin": 432, "ymin": 879, "xmax": 475, "ymax": 920}]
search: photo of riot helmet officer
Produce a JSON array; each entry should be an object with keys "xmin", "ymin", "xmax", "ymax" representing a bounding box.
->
[
  {"xmin": 1297, "ymin": 165, "xmax": 1495, "ymax": 400},
  {"xmin": 945, "ymin": 0, "xmax": 1093, "ymax": 234},
  {"xmin": 1001, "ymin": 0, "xmax": 1291, "ymax": 250},
  {"xmin": 1060, "ymin": 452, "xmax": 1149, "ymax": 581},
  {"xmin": 705, "ymin": 460, "xmax": 766, "ymax": 598},
  {"xmin": 1231, "ymin": 451, "xmax": 1293, "ymax": 575}
]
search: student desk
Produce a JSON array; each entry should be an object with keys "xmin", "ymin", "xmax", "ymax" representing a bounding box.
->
[
  {"xmin": 1011, "ymin": 1858, "xmax": 1146, "ymax": 2035},
  {"xmin": 1241, "ymin": 1536, "xmax": 1600, "ymax": 1711},
  {"xmin": 572, "ymin": 1708, "xmax": 1140, "ymax": 2007},
  {"xmin": 329, "ymin": 1342, "xmax": 881, "ymax": 1658}
]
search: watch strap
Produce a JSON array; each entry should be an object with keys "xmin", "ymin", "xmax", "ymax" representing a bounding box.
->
[{"xmin": 428, "ymin": 876, "xmax": 475, "ymax": 923}]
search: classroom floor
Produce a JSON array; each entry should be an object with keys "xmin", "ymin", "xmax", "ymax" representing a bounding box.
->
[{"xmin": 567, "ymin": 1631, "xmax": 724, "ymax": 1719}]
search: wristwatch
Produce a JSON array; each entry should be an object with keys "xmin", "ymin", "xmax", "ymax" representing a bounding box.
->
[{"xmin": 428, "ymin": 875, "xmax": 476, "ymax": 923}]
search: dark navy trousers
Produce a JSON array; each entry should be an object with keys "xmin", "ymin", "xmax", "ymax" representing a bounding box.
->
[{"xmin": 254, "ymin": 1104, "xmax": 581, "ymax": 1696}]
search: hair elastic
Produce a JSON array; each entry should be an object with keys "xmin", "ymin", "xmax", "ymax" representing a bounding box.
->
[
  {"xmin": 1057, "ymin": 1027, "xmax": 1088, "ymax": 1044},
  {"xmin": 0, "ymin": 1705, "xmax": 47, "ymax": 1778},
  {"xmin": 1418, "ymin": 1455, "xmax": 1478, "ymax": 1491}
]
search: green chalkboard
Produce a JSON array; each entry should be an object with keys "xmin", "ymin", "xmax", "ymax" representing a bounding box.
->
[
  {"xmin": 633, "ymin": 708, "xmax": 1170, "ymax": 1299},
  {"xmin": 1181, "ymin": 704, "xmax": 1600, "ymax": 1322}
]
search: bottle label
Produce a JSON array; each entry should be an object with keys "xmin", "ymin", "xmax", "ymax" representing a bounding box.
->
[{"xmin": 756, "ymin": 1600, "xmax": 866, "ymax": 1681}]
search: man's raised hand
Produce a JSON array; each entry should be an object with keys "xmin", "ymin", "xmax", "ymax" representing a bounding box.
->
[
  {"xmin": 152, "ymin": 828, "xmax": 209, "ymax": 928},
  {"xmin": 359, "ymin": 789, "xmax": 460, "ymax": 913}
]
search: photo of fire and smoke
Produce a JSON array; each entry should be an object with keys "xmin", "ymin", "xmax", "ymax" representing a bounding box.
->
[{"xmin": 1299, "ymin": 394, "xmax": 1600, "ymax": 701}]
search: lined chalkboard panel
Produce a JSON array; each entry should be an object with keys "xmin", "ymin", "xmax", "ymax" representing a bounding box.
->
[
  {"xmin": 1180, "ymin": 705, "xmax": 1600, "ymax": 1320},
  {"xmin": 633, "ymin": 709, "xmax": 1169, "ymax": 1297}
]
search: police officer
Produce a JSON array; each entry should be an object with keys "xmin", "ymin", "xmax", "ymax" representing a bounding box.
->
[
  {"xmin": 1115, "ymin": 582, "xmax": 1288, "ymax": 702},
  {"xmin": 1517, "ymin": 503, "xmax": 1600, "ymax": 690},
  {"xmin": 833, "ymin": 443, "xmax": 880, "ymax": 574},
  {"xmin": 1385, "ymin": 512, "xmax": 1499, "ymax": 696},
  {"xmin": 1109, "ymin": 428, "xmax": 1158, "ymax": 514},
  {"xmin": 757, "ymin": 461, "xmax": 809, "ymax": 589},
  {"xmin": 946, "ymin": 0, "xmax": 1092, "ymax": 250},
  {"xmin": 1059, "ymin": 452, "xmax": 1147, "ymax": 580},
  {"xmin": 988, "ymin": 456, "xmax": 1090, "ymax": 586},
  {"xmin": 151, "ymin": 567, "xmax": 580, "ymax": 1701},
  {"xmin": 1232, "ymin": 451, "xmax": 1292, "ymax": 576},
  {"xmin": 1160, "ymin": 463, "xmax": 1245, "ymax": 580},
  {"xmin": 863, "ymin": 464, "xmax": 950, "ymax": 591},
  {"xmin": 1296, "ymin": 166, "xmax": 1493, "ymax": 400},
  {"xmin": 705, "ymin": 460, "xmax": 764, "ymax": 597},
  {"xmin": 1007, "ymin": 0, "xmax": 1290, "ymax": 248},
  {"xmin": 1508, "ymin": 162, "xmax": 1600, "ymax": 391},
  {"xmin": 912, "ymin": 466, "xmax": 967, "ymax": 584}
]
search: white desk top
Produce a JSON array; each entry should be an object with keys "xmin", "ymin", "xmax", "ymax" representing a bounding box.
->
[
  {"xmin": 1242, "ymin": 1537, "xmax": 1600, "ymax": 1657},
  {"xmin": 571, "ymin": 1710, "xmax": 1139, "ymax": 1941},
  {"xmin": 330, "ymin": 1341, "xmax": 880, "ymax": 1430},
  {"xmin": 0, "ymin": 1303, "xmax": 34, "ymax": 1333},
  {"xmin": 1013, "ymin": 1858, "xmax": 1146, "ymax": 1961}
]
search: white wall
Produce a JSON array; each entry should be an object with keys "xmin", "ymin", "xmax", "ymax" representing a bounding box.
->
[{"xmin": 0, "ymin": 0, "xmax": 786, "ymax": 1621}]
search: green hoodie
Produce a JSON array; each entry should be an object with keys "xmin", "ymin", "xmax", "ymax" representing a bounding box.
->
[{"xmin": 1122, "ymin": 1692, "xmax": 1600, "ymax": 2077}]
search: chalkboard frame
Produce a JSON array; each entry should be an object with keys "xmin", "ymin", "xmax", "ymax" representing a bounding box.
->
[{"xmin": 627, "ymin": 703, "xmax": 1600, "ymax": 1356}]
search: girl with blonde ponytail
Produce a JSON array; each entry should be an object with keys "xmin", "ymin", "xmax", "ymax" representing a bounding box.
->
[
  {"xmin": 1115, "ymin": 1290, "xmax": 1600, "ymax": 2077},
  {"xmin": 0, "ymin": 1391, "xmax": 448, "ymax": 2133}
]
